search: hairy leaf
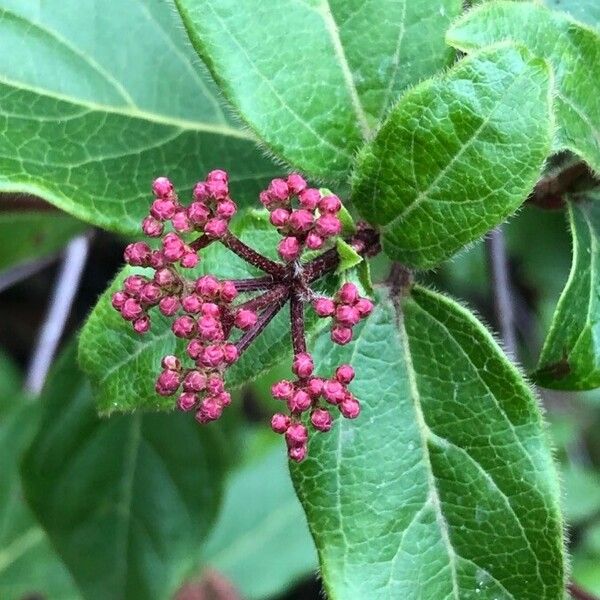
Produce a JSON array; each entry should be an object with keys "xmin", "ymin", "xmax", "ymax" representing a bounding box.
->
[
  {"xmin": 352, "ymin": 45, "xmax": 552, "ymax": 268},
  {"xmin": 448, "ymin": 1, "xmax": 600, "ymax": 172},
  {"xmin": 544, "ymin": 0, "xmax": 600, "ymax": 29},
  {"xmin": 175, "ymin": 0, "xmax": 461, "ymax": 180},
  {"xmin": 204, "ymin": 433, "xmax": 316, "ymax": 599},
  {"xmin": 536, "ymin": 196, "xmax": 600, "ymax": 390},
  {"xmin": 21, "ymin": 346, "xmax": 231, "ymax": 600},
  {"xmin": 0, "ymin": 0, "xmax": 277, "ymax": 236},
  {"xmin": 291, "ymin": 286, "xmax": 564, "ymax": 599}
]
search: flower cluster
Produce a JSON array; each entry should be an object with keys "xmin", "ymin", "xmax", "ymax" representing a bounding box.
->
[
  {"xmin": 313, "ymin": 282, "xmax": 373, "ymax": 345},
  {"xmin": 259, "ymin": 174, "xmax": 343, "ymax": 262},
  {"xmin": 111, "ymin": 170, "xmax": 379, "ymax": 461},
  {"xmin": 270, "ymin": 355, "xmax": 360, "ymax": 461}
]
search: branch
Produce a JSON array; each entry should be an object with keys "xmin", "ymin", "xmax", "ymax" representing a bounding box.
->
[
  {"xmin": 290, "ymin": 288, "xmax": 307, "ymax": 355},
  {"xmin": 568, "ymin": 582, "xmax": 600, "ymax": 600},
  {"xmin": 221, "ymin": 231, "xmax": 285, "ymax": 277},
  {"xmin": 0, "ymin": 252, "xmax": 60, "ymax": 293}
]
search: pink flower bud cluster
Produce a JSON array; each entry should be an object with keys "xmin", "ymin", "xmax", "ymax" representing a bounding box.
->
[
  {"xmin": 270, "ymin": 355, "xmax": 360, "ymax": 461},
  {"xmin": 259, "ymin": 173, "xmax": 343, "ymax": 262},
  {"xmin": 313, "ymin": 282, "xmax": 373, "ymax": 346}
]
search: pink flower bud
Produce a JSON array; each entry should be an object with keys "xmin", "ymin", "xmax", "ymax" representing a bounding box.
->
[
  {"xmin": 180, "ymin": 251, "xmax": 199, "ymax": 269},
  {"xmin": 340, "ymin": 395, "xmax": 361, "ymax": 419},
  {"xmin": 288, "ymin": 445, "xmax": 307, "ymax": 462},
  {"xmin": 335, "ymin": 364, "xmax": 355, "ymax": 385},
  {"xmin": 306, "ymin": 377, "xmax": 324, "ymax": 398},
  {"xmin": 201, "ymin": 302, "xmax": 220, "ymax": 317},
  {"xmin": 159, "ymin": 296, "xmax": 180, "ymax": 316},
  {"xmin": 196, "ymin": 275, "xmax": 221, "ymax": 298},
  {"xmin": 172, "ymin": 315, "xmax": 196, "ymax": 338},
  {"xmin": 149, "ymin": 250, "xmax": 166, "ymax": 269},
  {"xmin": 183, "ymin": 370, "xmax": 207, "ymax": 392},
  {"xmin": 200, "ymin": 345, "xmax": 225, "ymax": 367},
  {"xmin": 121, "ymin": 298, "xmax": 143, "ymax": 321},
  {"xmin": 207, "ymin": 375, "xmax": 225, "ymax": 395},
  {"xmin": 331, "ymin": 325, "xmax": 353, "ymax": 345},
  {"xmin": 206, "ymin": 179, "xmax": 228, "ymax": 199},
  {"xmin": 111, "ymin": 291, "xmax": 127, "ymax": 310},
  {"xmin": 220, "ymin": 281, "xmax": 238, "ymax": 303},
  {"xmin": 285, "ymin": 423, "xmax": 308, "ymax": 446},
  {"xmin": 142, "ymin": 216, "xmax": 164, "ymax": 237},
  {"xmin": 154, "ymin": 268, "xmax": 177, "ymax": 288},
  {"xmin": 338, "ymin": 282, "xmax": 359, "ymax": 305},
  {"xmin": 198, "ymin": 316, "xmax": 222, "ymax": 341},
  {"xmin": 323, "ymin": 379, "xmax": 346, "ymax": 404},
  {"xmin": 315, "ymin": 214, "xmax": 342, "ymax": 237},
  {"xmin": 204, "ymin": 217, "xmax": 228, "ymax": 238},
  {"xmin": 278, "ymin": 236, "xmax": 301, "ymax": 262},
  {"xmin": 133, "ymin": 316, "xmax": 151, "ymax": 333},
  {"xmin": 207, "ymin": 169, "xmax": 228, "ymax": 183},
  {"xmin": 287, "ymin": 173, "xmax": 307, "ymax": 194},
  {"xmin": 271, "ymin": 380, "xmax": 295, "ymax": 400},
  {"xmin": 196, "ymin": 397, "xmax": 224, "ymax": 423},
  {"xmin": 182, "ymin": 294, "xmax": 203, "ymax": 313},
  {"xmin": 150, "ymin": 198, "xmax": 177, "ymax": 221},
  {"xmin": 268, "ymin": 178, "xmax": 289, "ymax": 201},
  {"xmin": 269, "ymin": 208, "xmax": 290, "ymax": 228},
  {"xmin": 161, "ymin": 355, "xmax": 181, "ymax": 371},
  {"xmin": 288, "ymin": 389, "xmax": 311, "ymax": 412},
  {"xmin": 318, "ymin": 195, "xmax": 342, "ymax": 214},
  {"xmin": 234, "ymin": 309, "xmax": 257, "ymax": 330},
  {"xmin": 288, "ymin": 209, "xmax": 314, "ymax": 234},
  {"xmin": 313, "ymin": 297, "xmax": 335, "ymax": 317},
  {"xmin": 216, "ymin": 199, "xmax": 237, "ymax": 219},
  {"xmin": 162, "ymin": 233, "xmax": 185, "ymax": 262},
  {"xmin": 156, "ymin": 370, "xmax": 181, "ymax": 396},
  {"xmin": 124, "ymin": 242, "xmax": 151, "ymax": 266},
  {"xmin": 123, "ymin": 275, "xmax": 146, "ymax": 295},
  {"xmin": 355, "ymin": 298, "xmax": 374, "ymax": 317},
  {"xmin": 152, "ymin": 177, "xmax": 174, "ymax": 199},
  {"xmin": 178, "ymin": 392, "xmax": 198, "ymax": 412},
  {"xmin": 292, "ymin": 352, "xmax": 314, "ymax": 378},
  {"xmin": 311, "ymin": 408, "xmax": 332, "ymax": 432},
  {"xmin": 218, "ymin": 391, "xmax": 232, "ymax": 406},
  {"xmin": 223, "ymin": 343, "xmax": 238, "ymax": 364},
  {"xmin": 335, "ymin": 305, "xmax": 361, "ymax": 326},
  {"xmin": 140, "ymin": 283, "xmax": 162, "ymax": 305},
  {"xmin": 193, "ymin": 182, "xmax": 209, "ymax": 201},
  {"xmin": 188, "ymin": 201, "xmax": 210, "ymax": 225},
  {"xmin": 172, "ymin": 210, "xmax": 191, "ymax": 232},
  {"xmin": 271, "ymin": 413, "xmax": 290, "ymax": 434},
  {"xmin": 298, "ymin": 188, "xmax": 321, "ymax": 210},
  {"xmin": 186, "ymin": 339, "xmax": 204, "ymax": 360},
  {"xmin": 259, "ymin": 190, "xmax": 273, "ymax": 208},
  {"xmin": 306, "ymin": 232, "xmax": 324, "ymax": 250}
]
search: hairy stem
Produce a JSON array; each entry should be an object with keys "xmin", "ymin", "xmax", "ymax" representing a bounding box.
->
[
  {"xmin": 237, "ymin": 284, "xmax": 289, "ymax": 313},
  {"xmin": 231, "ymin": 275, "xmax": 278, "ymax": 292},
  {"xmin": 290, "ymin": 288, "xmax": 307, "ymax": 355},
  {"xmin": 568, "ymin": 583, "xmax": 600, "ymax": 600},
  {"xmin": 221, "ymin": 231, "xmax": 285, "ymax": 277}
]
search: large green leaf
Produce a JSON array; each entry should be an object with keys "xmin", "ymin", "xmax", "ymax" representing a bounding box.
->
[
  {"xmin": 352, "ymin": 45, "xmax": 552, "ymax": 268},
  {"xmin": 204, "ymin": 432, "xmax": 317, "ymax": 599},
  {"xmin": 175, "ymin": 0, "xmax": 461, "ymax": 180},
  {"xmin": 0, "ymin": 355, "xmax": 80, "ymax": 600},
  {"xmin": 447, "ymin": 1, "xmax": 600, "ymax": 172},
  {"xmin": 79, "ymin": 211, "xmax": 332, "ymax": 413},
  {"xmin": 544, "ymin": 0, "xmax": 600, "ymax": 29},
  {"xmin": 0, "ymin": 0, "xmax": 277, "ymax": 236},
  {"xmin": 21, "ymin": 346, "xmax": 231, "ymax": 600},
  {"xmin": 291, "ymin": 286, "xmax": 564, "ymax": 599},
  {"xmin": 535, "ymin": 196, "xmax": 600, "ymax": 390},
  {"xmin": 0, "ymin": 211, "xmax": 85, "ymax": 270}
]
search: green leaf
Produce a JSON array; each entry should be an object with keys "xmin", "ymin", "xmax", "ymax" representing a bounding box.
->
[
  {"xmin": 335, "ymin": 239, "xmax": 362, "ymax": 273},
  {"xmin": 0, "ymin": 361, "xmax": 80, "ymax": 600},
  {"xmin": 352, "ymin": 44, "xmax": 552, "ymax": 268},
  {"xmin": 447, "ymin": 1, "xmax": 600, "ymax": 172},
  {"xmin": 0, "ymin": 211, "xmax": 85, "ymax": 270},
  {"xmin": 561, "ymin": 464, "xmax": 600, "ymax": 525},
  {"xmin": 79, "ymin": 211, "xmax": 332, "ymax": 413},
  {"xmin": 21, "ymin": 345, "xmax": 231, "ymax": 600},
  {"xmin": 175, "ymin": 0, "xmax": 461, "ymax": 180},
  {"xmin": 291, "ymin": 286, "xmax": 564, "ymax": 599},
  {"xmin": 204, "ymin": 432, "xmax": 317, "ymax": 599},
  {"xmin": 543, "ymin": 0, "xmax": 600, "ymax": 30},
  {"xmin": 0, "ymin": 0, "xmax": 277, "ymax": 236},
  {"xmin": 535, "ymin": 196, "xmax": 600, "ymax": 390}
]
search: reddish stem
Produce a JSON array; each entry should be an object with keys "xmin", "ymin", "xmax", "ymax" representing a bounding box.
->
[
  {"xmin": 231, "ymin": 276, "xmax": 277, "ymax": 292},
  {"xmin": 221, "ymin": 231, "xmax": 285, "ymax": 277},
  {"xmin": 237, "ymin": 284, "xmax": 289, "ymax": 313},
  {"xmin": 290, "ymin": 288, "xmax": 307, "ymax": 355},
  {"xmin": 189, "ymin": 234, "xmax": 213, "ymax": 252},
  {"xmin": 568, "ymin": 583, "xmax": 600, "ymax": 600}
]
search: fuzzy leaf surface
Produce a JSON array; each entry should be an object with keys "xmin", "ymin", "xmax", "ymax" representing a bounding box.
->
[
  {"xmin": 448, "ymin": 1, "xmax": 600, "ymax": 171},
  {"xmin": 21, "ymin": 346, "xmax": 231, "ymax": 600},
  {"xmin": 352, "ymin": 45, "xmax": 552, "ymax": 268},
  {"xmin": 175, "ymin": 0, "xmax": 461, "ymax": 180},
  {"xmin": 536, "ymin": 196, "xmax": 600, "ymax": 390},
  {"xmin": 0, "ymin": 0, "xmax": 276, "ymax": 236},
  {"xmin": 291, "ymin": 286, "xmax": 564, "ymax": 599}
]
